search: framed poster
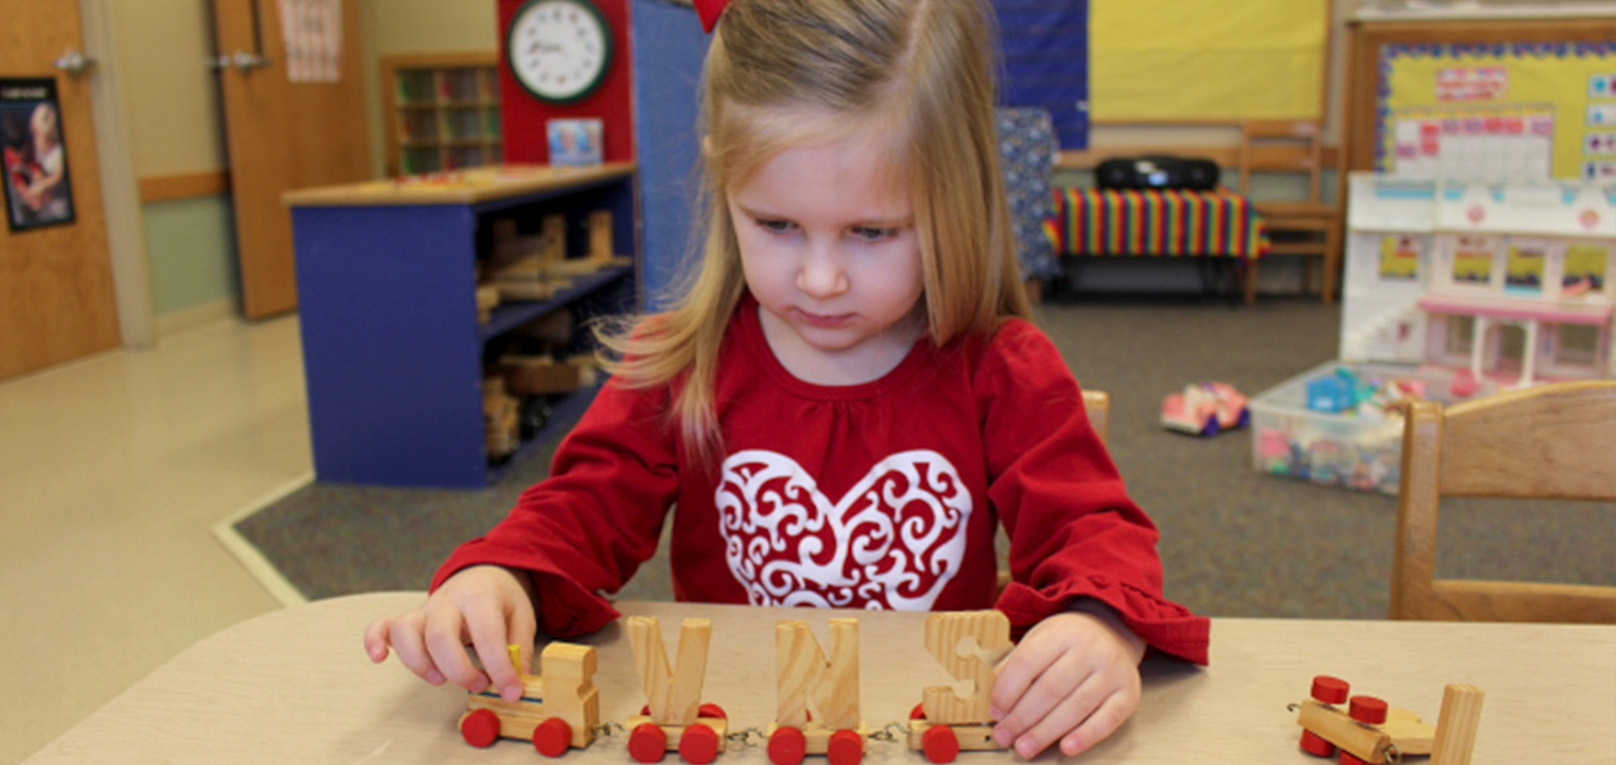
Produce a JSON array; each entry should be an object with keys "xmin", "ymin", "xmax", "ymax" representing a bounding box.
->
[{"xmin": 2, "ymin": 78, "xmax": 76, "ymax": 232}]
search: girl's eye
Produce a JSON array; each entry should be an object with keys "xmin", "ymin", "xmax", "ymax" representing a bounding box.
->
[
  {"xmin": 852, "ymin": 226, "xmax": 899, "ymax": 242},
  {"xmin": 755, "ymin": 218, "xmax": 795, "ymax": 233}
]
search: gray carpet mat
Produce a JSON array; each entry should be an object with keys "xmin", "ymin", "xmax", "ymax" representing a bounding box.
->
[{"xmin": 235, "ymin": 295, "xmax": 1615, "ymax": 618}]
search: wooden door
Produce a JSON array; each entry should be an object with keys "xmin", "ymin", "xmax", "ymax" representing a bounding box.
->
[
  {"xmin": 212, "ymin": 0, "xmax": 370, "ymax": 319},
  {"xmin": 0, "ymin": 0, "xmax": 121, "ymax": 380}
]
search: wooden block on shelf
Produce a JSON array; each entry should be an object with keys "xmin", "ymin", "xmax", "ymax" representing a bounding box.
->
[
  {"xmin": 515, "ymin": 310, "xmax": 573, "ymax": 345},
  {"xmin": 494, "ymin": 276, "xmax": 573, "ymax": 302},
  {"xmin": 475, "ymin": 284, "xmax": 501, "ymax": 324},
  {"xmin": 500, "ymin": 354, "xmax": 596, "ymax": 395}
]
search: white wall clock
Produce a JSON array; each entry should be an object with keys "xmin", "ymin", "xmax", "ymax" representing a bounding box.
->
[{"xmin": 505, "ymin": 0, "xmax": 614, "ymax": 105}]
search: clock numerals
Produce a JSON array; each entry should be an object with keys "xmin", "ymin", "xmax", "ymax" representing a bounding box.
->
[{"xmin": 506, "ymin": 0, "xmax": 613, "ymax": 104}]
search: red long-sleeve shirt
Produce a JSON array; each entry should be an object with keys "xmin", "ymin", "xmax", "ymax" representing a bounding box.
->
[{"xmin": 436, "ymin": 296, "xmax": 1209, "ymax": 664}]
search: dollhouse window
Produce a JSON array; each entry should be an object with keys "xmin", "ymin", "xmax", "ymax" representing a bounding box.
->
[
  {"xmin": 1494, "ymin": 324, "xmax": 1526, "ymax": 371},
  {"xmin": 1556, "ymin": 324, "xmax": 1601, "ymax": 365},
  {"xmin": 1444, "ymin": 315, "xmax": 1475, "ymax": 355},
  {"xmin": 1504, "ymin": 241, "xmax": 1546, "ymax": 296}
]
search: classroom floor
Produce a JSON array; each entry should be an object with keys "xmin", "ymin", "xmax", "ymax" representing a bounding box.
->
[{"xmin": 0, "ymin": 316, "xmax": 311, "ymax": 764}]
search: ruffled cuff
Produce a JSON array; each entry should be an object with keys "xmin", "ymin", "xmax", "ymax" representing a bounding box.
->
[
  {"xmin": 430, "ymin": 555, "xmax": 622, "ymax": 638},
  {"xmin": 996, "ymin": 574, "xmax": 1210, "ymax": 665}
]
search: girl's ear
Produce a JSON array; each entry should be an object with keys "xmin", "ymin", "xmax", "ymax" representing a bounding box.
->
[{"xmin": 701, "ymin": 134, "xmax": 714, "ymax": 158}]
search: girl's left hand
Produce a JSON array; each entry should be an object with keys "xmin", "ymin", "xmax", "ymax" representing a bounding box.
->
[{"xmin": 989, "ymin": 603, "xmax": 1147, "ymax": 759}]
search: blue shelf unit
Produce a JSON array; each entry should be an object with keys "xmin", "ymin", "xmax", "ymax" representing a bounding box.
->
[{"xmin": 290, "ymin": 168, "xmax": 640, "ymax": 489}]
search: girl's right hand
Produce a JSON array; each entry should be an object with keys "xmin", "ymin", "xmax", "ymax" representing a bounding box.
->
[{"xmin": 362, "ymin": 565, "xmax": 538, "ymax": 702}]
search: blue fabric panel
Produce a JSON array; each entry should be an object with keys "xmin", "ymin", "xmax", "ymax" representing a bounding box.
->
[
  {"xmin": 631, "ymin": 0, "xmax": 710, "ymax": 309},
  {"xmin": 992, "ymin": 0, "xmax": 1089, "ymax": 149}
]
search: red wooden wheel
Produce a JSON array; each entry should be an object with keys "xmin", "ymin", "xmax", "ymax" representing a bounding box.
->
[
  {"xmin": 534, "ymin": 716, "xmax": 573, "ymax": 757},
  {"xmin": 767, "ymin": 726, "xmax": 806, "ymax": 765},
  {"xmin": 698, "ymin": 703, "xmax": 728, "ymax": 719},
  {"xmin": 1298, "ymin": 729, "xmax": 1336, "ymax": 757},
  {"xmin": 680, "ymin": 722, "xmax": 720, "ymax": 765},
  {"xmin": 1348, "ymin": 696, "xmax": 1388, "ymax": 725},
  {"xmin": 1310, "ymin": 676, "xmax": 1350, "ymax": 704},
  {"xmin": 826, "ymin": 729, "xmax": 863, "ymax": 765},
  {"xmin": 1340, "ymin": 752, "xmax": 1372, "ymax": 765},
  {"xmin": 921, "ymin": 724, "xmax": 959, "ymax": 764},
  {"xmin": 630, "ymin": 722, "xmax": 668, "ymax": 763},
  {"xmin": 460, "ymin": 708, "xmax": 501, "ymax": 748},
  {"xmin": 909, "ymin": 703, "xmax": 926, "ymax": 720}
]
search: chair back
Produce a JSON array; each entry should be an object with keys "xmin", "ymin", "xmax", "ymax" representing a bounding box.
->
[
  {"xmin": 1237, "ymin": 119, "xmax": 1325, "ymax": 203},
  {"xmin": 1392, "ymin": 380, "xmax": 1616, "ymax": 623}
]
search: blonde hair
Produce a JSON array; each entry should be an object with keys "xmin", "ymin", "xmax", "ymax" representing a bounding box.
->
[{"xmin": 598, "ymin": 0, "xmax": 1029, "ymax": 462}]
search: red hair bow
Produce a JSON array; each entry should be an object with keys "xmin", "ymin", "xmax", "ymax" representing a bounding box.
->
[{"xmin": 693, "ymin": 0, "xmax": 729, "ymax": 33}]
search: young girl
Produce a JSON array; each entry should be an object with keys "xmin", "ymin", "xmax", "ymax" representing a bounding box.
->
[{"xmin": 366, "ymin": 0, "xmax": 1209, "ymax": 757}]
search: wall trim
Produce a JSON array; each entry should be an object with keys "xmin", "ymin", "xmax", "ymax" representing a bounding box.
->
[
  {"xmin": 139, "ymin": 171, "xmax": 233, "ymax": 203},
  {"xmin": 154, "ymin": 298, "xmax": 241, "ymax": 338}
]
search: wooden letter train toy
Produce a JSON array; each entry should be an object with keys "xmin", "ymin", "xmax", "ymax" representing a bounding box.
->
[
  {"xmin": 907, "ymin": 611, "xmax": 1013, "ymax": 763},
  {"xmin": 626, "ymin": 617, "xmax": 730, "ymax": 764},
  {"xmin": 460, "ymin": 642, "xmax": 601, "ymax": 754},
  {"xmin": 458, "ymin": 611, "xmax": 1012, "ymax": 763},
  {"xmin": 768, "ymin": 619, "xmax": 865, "ymax": 765},
  {"xmin": 1295, "ymin": 675, "xmax": 1485, "ymax": 765}
]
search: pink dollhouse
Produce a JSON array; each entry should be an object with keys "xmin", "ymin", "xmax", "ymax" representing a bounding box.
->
[{"xmin": 1339, "ymin": 174, "xmax": 1615, "ymax": 388}]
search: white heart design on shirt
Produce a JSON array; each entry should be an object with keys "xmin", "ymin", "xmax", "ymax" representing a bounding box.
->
[{"xmin": 715, "ymin": 449, "xmax": 971, "ymax": 610}]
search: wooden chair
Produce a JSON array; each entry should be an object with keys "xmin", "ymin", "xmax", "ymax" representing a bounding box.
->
[
  {"xmin": 997, "ymin": 390, "xmax": 1109, "ymax": 595},
  {"xmin": 1237, "ymin": 119, "xmax": 1341, "ymax": 303},
  {"xmin": 1391, "ymin": 381, "xmax": 1616, "ymax": 624}
]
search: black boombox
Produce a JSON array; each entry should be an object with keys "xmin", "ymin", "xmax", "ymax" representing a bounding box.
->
[{"xmin": 1095, "ymin": 155, "xmax": 1220, "ymax": 191}]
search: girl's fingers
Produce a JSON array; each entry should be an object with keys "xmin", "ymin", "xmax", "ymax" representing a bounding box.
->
[
  {"xmin": 1059, "ymin": 690, "xmax": 1136, "ymax": 758},
  {"xmin": 990, "ymin": 638, "xmax": 1061, "ymax": 723},
  {"xmin": 422, "ymin": 603, "xmax": 484, "ymax": 691},
  {"xmin": 999, "ymin": 656, "xmax": 1105, "ymax": 757},
  {"xmin": 463, "ymin": 597, "xmax": 523, "ymax": 701},
  {"xmin": 362, "ymin": 617, "xmax": 394, "ymax": 663},
  {"xmin": 388, "ymin": 611, "xmax": 447, "ymax": 686}
]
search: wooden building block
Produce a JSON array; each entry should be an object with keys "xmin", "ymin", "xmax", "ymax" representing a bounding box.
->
[
  {"xmin": 500, "ymin": 354, "xmax": 594, "ymax": 395},
  {"xmin": 460, "ymin": 641, "xmax": 599, "ymax": 750},
  {"xmin": 539, "ymin": 642, "xmax": 601, "ymax": 749},
  {"xmin": 1431, "ymin": 685, "xmax": 1485, "ymax": 765},
  {"xmin": 628, "ymin": 616, "xmax": 712, "ymax": 726},
  {"xmin": 920, "ymin": 611, "xmax": 1010, "ymax": 725},
  {"xmin": 589, "ymin": 209, "xmax": 613, "ymax": 260},
  {"xmin": 775, "ymin": 618, "xmax": 862, "ymax": 733}
]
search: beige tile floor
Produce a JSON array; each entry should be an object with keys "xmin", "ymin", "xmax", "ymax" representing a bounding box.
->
[{"xmin": 0, "ymin": 316, "xmax": 312, "ymax": 764}]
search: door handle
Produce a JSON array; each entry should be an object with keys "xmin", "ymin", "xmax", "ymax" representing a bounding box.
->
[
  {"xmin": 209, "ymin": 50, "xmax": 274, "ymax": 73},
  {"xmin": 54, "ymin": 49, "xmax": 97, "ymax": 78}
]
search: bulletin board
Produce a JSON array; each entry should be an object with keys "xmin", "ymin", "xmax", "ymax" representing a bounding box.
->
[
  {"xmin": 1090, "ymin": 0, "xmax": 1329, "ymax": 121},
  {"xmin": 1376, "ymin": 41, "xmax": 1616, "ymax": 181}
]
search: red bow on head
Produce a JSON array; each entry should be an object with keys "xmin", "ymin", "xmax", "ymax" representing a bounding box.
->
[{"xmin": 693, "ymin": 0, "xmax": 730, "ymax": 33}]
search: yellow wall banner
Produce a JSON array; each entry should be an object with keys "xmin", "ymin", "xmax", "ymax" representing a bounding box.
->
[{"xmin": 1090, "ymin": 0, "xmax": 1328, "ymax": 121}]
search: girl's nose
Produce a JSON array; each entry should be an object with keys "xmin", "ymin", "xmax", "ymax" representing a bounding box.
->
[{"xmin": 797, "ymin": 246, "xmax": 849, "ymax": 298}]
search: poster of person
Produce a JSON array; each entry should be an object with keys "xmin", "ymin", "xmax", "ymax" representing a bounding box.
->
[
  {"xmin": 2, "ymin": 78, "xmax": 76, "ymax": 232},
  {"xmin": 547, "ymin": 118, "xmax": 603, "ymax": 167}
]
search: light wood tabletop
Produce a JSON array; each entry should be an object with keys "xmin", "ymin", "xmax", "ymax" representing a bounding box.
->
[{"xmin": 23, "ymin": 593, "xmax": 1615, "ymax": 763}]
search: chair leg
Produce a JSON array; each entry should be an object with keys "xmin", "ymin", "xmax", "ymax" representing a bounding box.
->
[
  {"xmin": 1244, "ymin": 258, "xmax": 1259, "ymax": 305},
  {"xmin": 1323, "ymin": 222, "xmax": 1342, "ymax": 304}
]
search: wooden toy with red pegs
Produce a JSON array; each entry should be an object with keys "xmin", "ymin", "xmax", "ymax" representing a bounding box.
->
[
  {"xmin": 1295, "ymin": 675, "xmax": 1485, "ymax": 765},
  {"xmin": 906, "ymin": 611, "xmax": 1014, "ymax": 764},
  {"xmin": 767, "ymin": 619, "xmax": 867, "ymax": 765},
  {"xmin": 459, "ymin": 642, "xmax": 601, "ymax": 755},
  {"xmin": 625, "ymin": 616, "xmax": 731, "ymax": 764}
]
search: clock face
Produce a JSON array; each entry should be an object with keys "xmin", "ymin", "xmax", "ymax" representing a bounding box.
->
[{"xmin": 506, "ymin": 0, "xmax": 614, "ymax": 104}]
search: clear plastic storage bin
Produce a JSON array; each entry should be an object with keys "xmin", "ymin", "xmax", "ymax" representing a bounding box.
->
[{"xmin": 1249, "ymin": 361, "xmax": 1496, "ymax": 494}]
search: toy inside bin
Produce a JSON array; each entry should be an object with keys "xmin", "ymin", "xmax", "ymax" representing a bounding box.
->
[{"xmin": 1249, "ymin": 361, "xmax": 1495, "ymax": 494}]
